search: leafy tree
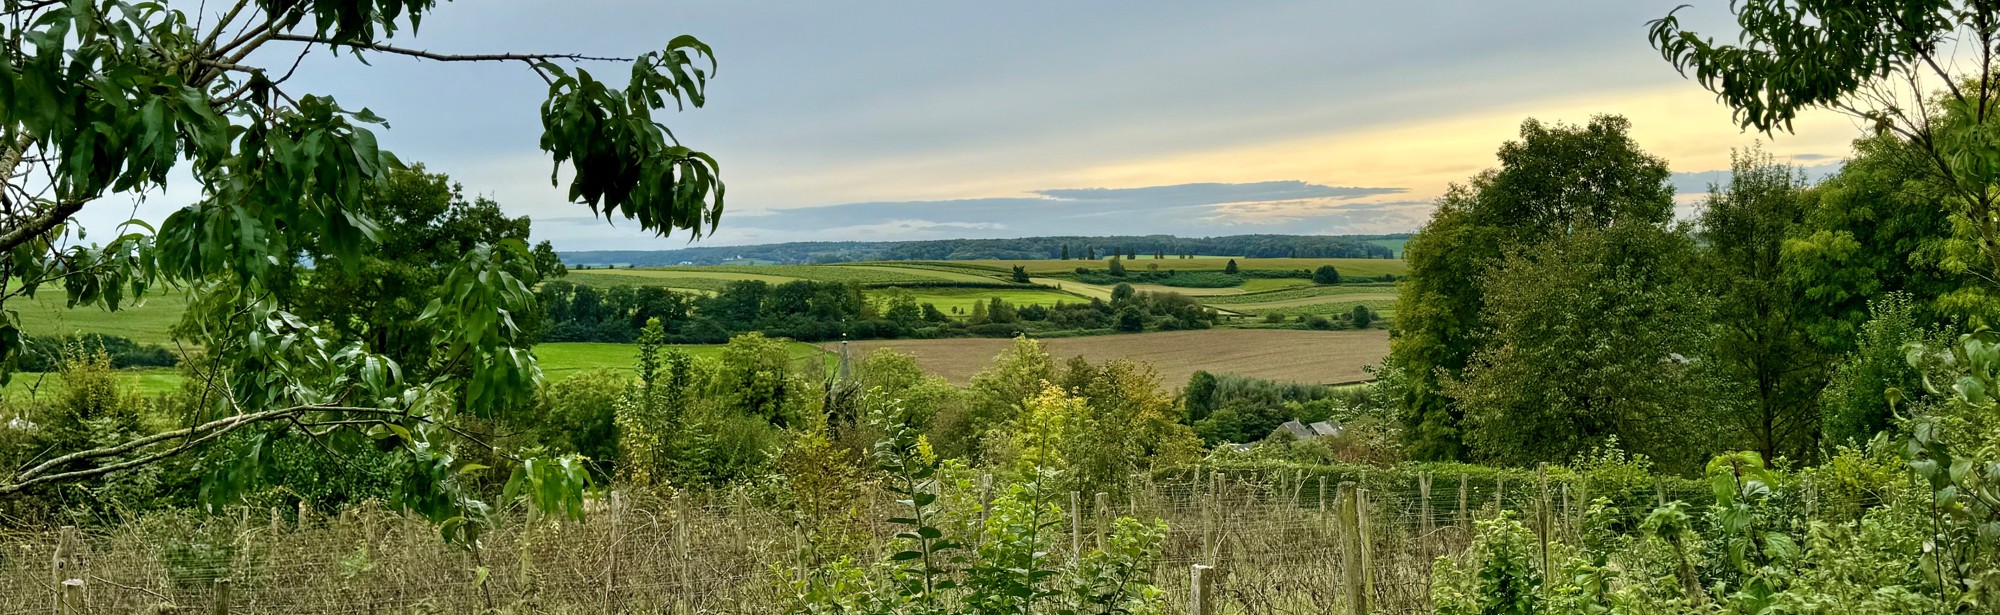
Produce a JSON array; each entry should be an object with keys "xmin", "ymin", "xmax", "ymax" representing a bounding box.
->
[
  {"xmin": 1224, "ymin": 259, "xmax": 1240, "ymax": 274},
  {"xmin": 1183, "ymin": 370, "xmax": 1219, "ymax": 423},
  {"xmin": 278, "ymin": 165, "xmax": 563, "ymax": 379},
  {"xmin": 0, "ymin": 2, "xmax": 728, "ymax": 528},
  {"xmin": 1110, "ymin": 283, "xmax": 1136, "ymax": 305},
  {"xmin": 1107, "ymin": 256, "xmax": 1126, "ymax": 277},
  {"xmin": 1351, "ymin": 304, "xmax": 1375, "ymax": 328},
  {"xmin": 1651, "ymin": 1, "xmax": 2000, "ymax": 295},
  {"xmin": 1450, "ymin": 224, "xmax": 1723, "ymax": 472},
  {"xmin": 1787, "ymin": 134, "xmax": 1965, "ymax": 344},
  {"xmin": 1060, "ymin": 244, "xmax": 1070, "ymax": 260},
  {"xmin": 1115, "ymin": 307, "xmax": 1145, "ymax": 332},
  {"xmin": 1011, "ymin": 265, "xmax": 1030, "ymax": 283},
  {"xmin": 1312, "ymin": 264, "xmax": 1342, "ymax": 284},
  {"xmin": 1821, "ymin": 293, "xmax": 1930, "ymax": 447},
  {"xmin": 1387, "ymin": 116, "xmax": 1674, "ymax": 461},
  {"xmin": 937, "ymin": 336, "xmax": 1057, "ymax": 462},
  {"xmin": 1698, "ymin": 149, "xmax": 1826, "ymax": 461}
]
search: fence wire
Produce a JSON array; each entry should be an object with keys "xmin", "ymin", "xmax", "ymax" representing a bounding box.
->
[{"xmin": 0, "ymin": 471, "xmax": 1723, "ymax": 614}]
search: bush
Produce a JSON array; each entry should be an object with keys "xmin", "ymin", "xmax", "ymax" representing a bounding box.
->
[
  {"xmin": 1312, "ymin": 265, "xmax": 1342, "ymax": 284},
  {"xmin": 1350, "ymin": 305, "xmax": 1375, "ymax": 328},
  {"xmin": 17, "ymin": 334, "xmax": 178, "ymax": 372}
]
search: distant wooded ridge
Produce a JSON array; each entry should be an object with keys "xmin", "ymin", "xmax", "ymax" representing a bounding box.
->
[{"xmin": 560, "ymin": 234, "xmax": 1411, "ymax": 266}]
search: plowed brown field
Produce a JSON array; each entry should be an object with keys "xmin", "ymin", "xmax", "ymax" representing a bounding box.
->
[{"xmin": 826, "ymin": 328, "xmax": 1388, "ymax": 387}]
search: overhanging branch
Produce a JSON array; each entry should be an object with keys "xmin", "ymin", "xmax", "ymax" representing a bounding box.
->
[
  {"xmin": 265, "ymin": 33, "xmax": 633, "ymax": 63},
  {"xmin": 1, "ymin": 404, "xmax": 399, "ymax": 495}
]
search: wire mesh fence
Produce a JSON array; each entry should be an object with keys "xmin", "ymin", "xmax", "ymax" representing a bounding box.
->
[{"xmin": 0, "ymin": 469, "xmax": 1720, "ymax": 614}]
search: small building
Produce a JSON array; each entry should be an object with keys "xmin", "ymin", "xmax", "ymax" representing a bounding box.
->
[
  {"xmin": 1309, "ymin": 421, "xmax": 1343, "ymax": 438},
  {"xmin": 1274, "ymin": 420, "xmax": 1317, "ymax": 441}
]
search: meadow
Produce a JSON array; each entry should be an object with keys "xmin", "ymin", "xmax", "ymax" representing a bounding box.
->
[{"xmin": 830, "ymin": 328, "xmax": 1389, "ymax": 386}]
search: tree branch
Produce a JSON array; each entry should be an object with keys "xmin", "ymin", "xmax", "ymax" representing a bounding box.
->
[
  {"xmin": 264, "ymin": 33, "xmax": 633, "ymax": 63},
  {"xmin": 0, "ymin": 197, "xmax": 84, "ymax": 255},
  {"xmin": 1, "ymin": 404, "xmax": 396, "ymax": 494}
]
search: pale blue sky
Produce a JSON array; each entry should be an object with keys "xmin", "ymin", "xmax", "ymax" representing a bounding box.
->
[{"xmin": 93, "ymin": 1, "xmax": 1866, "ymax": 249}]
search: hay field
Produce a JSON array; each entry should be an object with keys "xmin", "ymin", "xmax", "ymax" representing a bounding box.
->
[{"xmin": 828, "ymin": 328, "xmax": 1388, "ymax": 386}]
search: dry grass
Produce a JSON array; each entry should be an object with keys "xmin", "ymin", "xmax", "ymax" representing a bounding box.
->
[
  {"xmin": 0, "ymin": 470, "xmax": 1707, "ymax": 615},
  {"xmin": 828, "ymin": 329, "xmax": 1389, "ymax": 386}
]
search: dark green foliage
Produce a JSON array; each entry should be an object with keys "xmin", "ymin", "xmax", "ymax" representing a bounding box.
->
[
  {"xmin": 1388, "ymin": 115, "xmax": 1675, "ymax": 462},
  {"xmin": 1224, "ymin": 259, "xmax": 1239, "ymax": 274},
  {"xmin": 17, "ymin": 334, "xmax": 176, "ymax": 372},
  {"xmin": 1785, "ymin": 134, "xmax": 1961, "ymax": 346},
  {"xmin": 278, "ymin": 166, "xmax": 563, "ymax": 379},
  {"xmin": 1820, "ymin": 293, "xmax": 1927, "ymax": 447},
  {"xmin": 1183, "ymin": 371, "xmax": 1219, "ymax": 422},
  {"xmin": 1452, "ymin": 224, "xmax": 1722, "ymax": 473},
  {"xmin": 1313, "ymin": 264, "xmax": 1342, "ymax": 284},
  {"xmin": 1698, "ymin": 150, "xmax": 1825, "ymax": 461},
  {"xmin": 1010, "ymin": 265, "xmax": 1030, "ymax": 283},
  {"xmin": 1106, "ymin": 256, "xmax": 1126, "ymax": 277},
  {"xmin": 1350, "ymin": 305, "xmax": 1375, "ymax": 328},
  {"xmin": 1114, "ymin": 307, "xmax": 1144, "ymax": 332}
]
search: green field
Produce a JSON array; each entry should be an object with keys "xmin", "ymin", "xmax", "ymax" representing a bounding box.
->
[
  {"xmin": 889, "ymin": 287, "xmax": 1086, "ymax": 314},
  {"xmin": 2, "ymin": 368, "xmax": 184, "ymax": 402},
  {"xmin": 12, "ymin": 288, "xmax": 190, "ymax": 345},
  {"xmin": 534, "ymin": 341, "xmax": 832, "ymax": 380},
  {"xmin": 941, "ymin": 257, "xmax": 1408, "ymax": 277},
  {"xmin": 1, "ymin": 341, "xmax": 836, "ymax": 403}
]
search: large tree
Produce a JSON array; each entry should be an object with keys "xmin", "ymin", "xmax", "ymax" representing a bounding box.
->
[
  {"xmin": 1697, "ymin": 149, "xmax": 1825, "ymax": 462},
  {"xmin": 0, "ymin": 1, "xmax": 725, "ymax": 529},
  {"xmin": 1651, "ymin": 1, "xmax": 2000, "ymax": 294},
  {"xmin": 272, "ymin": 165, "xmax": 565, "ymax": 382},
  {"xmin": 1386, "ymin": 116, "xmax": 1675, "ymax": 460},
  {"xmin": 1450, "ymin": 223, "xmax": 1723, "ymax": 472}
]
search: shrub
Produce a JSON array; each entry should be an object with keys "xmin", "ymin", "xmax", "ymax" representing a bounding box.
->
[{"xmin": 1312, "ymin": 264, "xmax": 1342, "ymax": 284}]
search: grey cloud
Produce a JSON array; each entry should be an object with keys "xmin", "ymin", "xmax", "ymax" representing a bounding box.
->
[
  {"xmin": 700, "ymin": 181, "xmax": 1423, "ymax": 244},
  {"xmin": 1668, "ymin": 161, "xmax": 1845, "ymax": 197}
]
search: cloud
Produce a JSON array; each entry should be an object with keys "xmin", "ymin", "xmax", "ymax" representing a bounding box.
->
[
  {"xmin": 668, "ymin": 180, "xmax": 1422, "ymax": 245},
  {"xmin": 1668, "ymin": 161, "xmax": 1846, "ymax": 199}
]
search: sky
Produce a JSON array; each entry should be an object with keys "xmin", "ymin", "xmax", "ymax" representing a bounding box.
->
[{"xmin": 95, "ymin": 1, "xmax": 1873, "ymax": 250}]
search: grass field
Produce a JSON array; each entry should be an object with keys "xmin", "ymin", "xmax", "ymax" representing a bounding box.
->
[
  {"xmin": 12, "ymin": 288, "xmax": 190, "ymax": 345},
  {"xmin": 830, "ymin": 328, "xmax": 1389, "ymax": 386},
  {"xmin": 0, "ymin": 341, "xmax": 835, "ymax": 403},
  {"xmin": 1, "ymin": 368, "xmax": 183, "ymax": 402},
  {"xmin": 939, "ymin": 257, "xmax": 1408, "ymax": 277},
  {"xmin": 532, "ymin": 341, "xmax": 833, "ymax": 380},
  {"xmin": 889, "ymin": 287, "xmax": 1085, "ymax": 313}
]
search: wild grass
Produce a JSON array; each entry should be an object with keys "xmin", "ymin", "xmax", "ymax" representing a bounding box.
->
[{"xmin": 0, "ymin": 470, "xmax": 1694, "ymax": 614}]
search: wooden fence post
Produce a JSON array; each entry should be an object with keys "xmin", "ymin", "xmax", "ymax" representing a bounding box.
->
[
  {"xmin": 1318, "ymin": 476, "xmax": 1328, "ymax": 514},
  {"xmin": 1071, "ymin": 491, "xmax": 1083, "ymax": 561},
  {"xmin": 53, "ymin": 525, "xmax": 77, "ymax": 615},
  {"xmin": 1190, "ymin": 564, "xmax": 1217, "ymax": 615},
  {"xmin": 1095, "ymin": 492, "xmax": 1111, "ymax": 551},
  {"xmin": 1458, "ymin": 474, "xmax": 1469, "ymax": 532},
  {"xmin": 1416, "ymin": 473, "xmax": 1432, "ymax": 539},
  {"xmin": 1358, "ymin": 487, "xmax": 1375, "ymax": 611},
  {"xmin": 211, "ymin": 578, "xmax": 231, "ymax": 615},
  {"xmin": 1656, "ymin": 477, "xmax": 1667, "ymax": 508},
  {"xmin": 1494, "ymin": 476, "xmax": 1505, "ymax": 512},
  {"xmin": 606, "ymin": 490, "xmax": 623, "ymax": 610},
  {"xmin": 1536, "ymin": 464, "xmax": 1551, "ymax": 588},
  {"xmin": 1338, "ymin": 483, "xmax": 1366, "ymax": 615}
]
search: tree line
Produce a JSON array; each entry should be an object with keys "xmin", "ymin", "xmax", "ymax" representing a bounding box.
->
[
  {"xmin": 559, "ymin": 233, "xmax": 1402, "ymax": 266},
  {"xmin": 532, "ymin": 279, "xmax": 1219, "ymax": 343}
]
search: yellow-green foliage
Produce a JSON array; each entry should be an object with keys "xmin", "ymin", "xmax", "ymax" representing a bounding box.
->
[
  {"xmin": 932, "ymin": 336, "xmax": 1057, "ymax": 461},
  {"xmin": 996, "ymin": 379, "xmax": 1201, "ymax": 497}
]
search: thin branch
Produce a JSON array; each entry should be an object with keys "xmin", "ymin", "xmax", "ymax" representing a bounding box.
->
[
  {"xmin": 265, "ymin": 33, "xmax": 633, "ymax": 63},
  {"xmin": 0, "ymin": 404, "xmax": 394, "ymax": 494},
  {"xmin": 0, "ymin": 197, "xmax": 85, "ymax": 255}
]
